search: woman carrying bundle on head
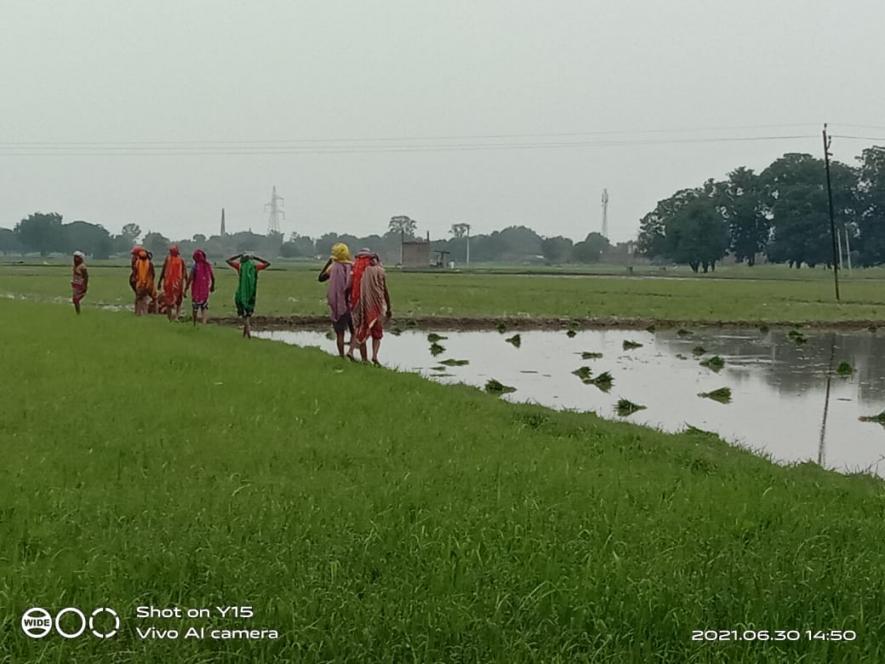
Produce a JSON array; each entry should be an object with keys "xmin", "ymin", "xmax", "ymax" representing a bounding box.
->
[{"xmin": 318, "ymin": 243, "xmax": 353, "ymax": 357}]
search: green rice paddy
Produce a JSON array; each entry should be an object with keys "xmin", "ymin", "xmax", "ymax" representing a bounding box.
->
[{"xmin": 2, "ymin": 299, "xmax": 884, "ymax": 661}]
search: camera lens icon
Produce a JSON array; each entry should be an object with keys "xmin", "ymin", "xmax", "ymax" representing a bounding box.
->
[
  {"xmin": 20, "ymin": 606, "xmax": 120, "ymax": 639},
  {"xmin": 20, "ymin": 608, "xmax": 53, "ymax": 639}
]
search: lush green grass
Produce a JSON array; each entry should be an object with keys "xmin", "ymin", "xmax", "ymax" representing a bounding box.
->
[
  {"xmin": 4, "ymin": 261, "xmax": 885, "ymax": 323},
  {"xmin": 2, "ymin": 300, "xmax": 884, "ymax": 662}
]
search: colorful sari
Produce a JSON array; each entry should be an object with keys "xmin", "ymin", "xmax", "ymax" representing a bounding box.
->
[
  {"xmin": 133, "ymin": 252, "xmax": 156, "ymax": 299},
  {"xmin": 235, "ymin": 257, "xmax": 259, "ymax": 317},
  {"xmin": 324, "ymin": 243, "xmax": 353, "ymax": 324},
  {"xmin": 71, "ymin": 256, "xmax": 87, "ymax": 304},
  {"xmin": 190, "ymin": 250, "xmax": 214, "ymax": 306},
  {"xmin": 163, "ymin": 247, "xmax": 186, "ymax": 307},
  {"xmin": 353, "ymin": 263, "xmax": 387, "ymax": 344},
  {"xmin": 350, "ymin": 249, "xmax": 379, "ymax": 309}
]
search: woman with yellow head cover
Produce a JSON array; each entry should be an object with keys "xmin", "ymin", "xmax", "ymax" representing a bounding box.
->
[{"xmin": 318, "ymin": 242, "xmax": 353, "ymax": 356}]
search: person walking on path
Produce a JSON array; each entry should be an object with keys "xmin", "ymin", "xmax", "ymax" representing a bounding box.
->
[
  {"xmin": 226, "ymin": 252, "xmax": 271, "ymax": 338},
  {"xmin": 318, "ymin": 242, "xmax": 353, "ymax": 357},
  {"xmin": 347, "ymin": 248, "xmax": 378, "ymax": 361},
  {"xmin": 348, "ymin": 251, "xmax": 392, "ymax": 364},
  {"xmin": 186, "ymin": 249, "xmax": 215, "ymax": 326},
  {"xmin": 157, "ymin": 244, "xmax": 187, "ymax": 321},
  {"xmin": 71, "ymin": 251, "xmax": 88, "ymax": 314},
  {"xmin": 131, "ymin": 249, "xmax": 156, "ymax": 316}
]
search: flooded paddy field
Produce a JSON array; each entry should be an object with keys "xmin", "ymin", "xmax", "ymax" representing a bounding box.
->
[{"xmin": 257, "ymin": 326, "xmax": 885, "ymax": 476}]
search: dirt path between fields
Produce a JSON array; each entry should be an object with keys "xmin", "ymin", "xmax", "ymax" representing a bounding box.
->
[{"xmin": 213, "ymin": 314, "xmax": 885, "ymax": 331}]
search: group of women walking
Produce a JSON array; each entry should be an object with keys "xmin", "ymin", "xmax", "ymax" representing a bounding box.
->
[
  {"xmin": 128, "ymin": 245, "xmax": 232, "ymax": 324},
  {"xmin": 70, "ymin": 240, "xmax": 392, "ymax": 361},
  {"xmin": 319, "ymin": 243, "xmax": 392, "ymax": 363}
]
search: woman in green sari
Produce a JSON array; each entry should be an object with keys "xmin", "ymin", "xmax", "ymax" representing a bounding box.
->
[{"xmin": 226, "ymin": 253, "xmax": 271, "ymax": 338}]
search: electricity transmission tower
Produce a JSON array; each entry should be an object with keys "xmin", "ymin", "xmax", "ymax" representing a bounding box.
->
[
  {"xmin": 265, "ymin": 186, "xmax": 286, "ymax": 235},
  {"xmin": 601, "ymin": 188, "xmax": 609, "ymax": 238}
]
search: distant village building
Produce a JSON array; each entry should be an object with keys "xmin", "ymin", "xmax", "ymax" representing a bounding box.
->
[{"xmin": 401, "ymin": 231, "xmax": 431, "ymax": 267}]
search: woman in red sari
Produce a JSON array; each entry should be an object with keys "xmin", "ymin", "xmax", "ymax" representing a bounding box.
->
[{"xmin": 348, "ymin": 250, "xmax": 392, "ymax": 364}]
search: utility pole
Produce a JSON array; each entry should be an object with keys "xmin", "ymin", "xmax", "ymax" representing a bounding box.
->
[
  {"xmin": 465, "ymin": 224, "xmax": 471, "ymax": 265},
  {"xmin": 265, "ymin": 186, "xmax": 285, "ymax": 235},
  {"xmin": 822, "ymin": 124, "xmax": 840, "ymax": 301},
  {"xmin": 836, "ymin": 228, "xmax": 844, "ymax": 270},
  {"xmin": 601, "ymin": 188, "xmax": 609, "ymax": 239},
  {"xmin": 845, "ymin": 228, "xmax": 853, "ymax": 271}
]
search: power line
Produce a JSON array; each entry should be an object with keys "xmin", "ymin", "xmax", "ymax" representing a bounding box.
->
[
  {"xmin": 0, "ymin": 122, "xmax": 819, "ymax": 148},
  {"xmin": 0, "ymin": 134, "xmax": 818, "ymax": 157},
  {"xmin": 831, "ymin": 135, "xmax": 885, "ymax": 142}
]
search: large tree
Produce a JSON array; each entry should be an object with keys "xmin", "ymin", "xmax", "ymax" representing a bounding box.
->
[
  {"xmin": 721, "ymin": 167, "xmax": 769, "ymax": 266},
  {"xmin": 760, "ymin": 153, "xmax": 857, "ymax": 268},
  {"xmin": 64, "ymin": 221, "xmax": 113, "ymax": 259},
  {"xmin": 856, "ymin": 146, "xmax": 885, "ymax": 266},
  {"xmin": 0, "ymin": 228, "xmax": 21, "ymax": 254},
  {"xmin": 637, "ymin": 182, "xmax": 728, "ymax": 271},
  {"xmin": 120, "ymin": 222, "xmax": 141, "ymax": 243},
  {"xmin": 540, "ymin": 236, "xmax": 573, "ymax": 263},
  {"xmin": 637, "ymin": 188, "xmax": 700, "ymax": 260},
  {"xmin": 14, "ymin": 212, "xmax": 64, "ymax": 256},
  {"xmin": 664, "ymin": 196, "xmax": 729, "ymax": 272},
  {"xmin": 142, "ymin": 231, "xmax": 172, "ymax": 256},
  {"xmin": 449, "ymin": 223, "xmax": 470, "ymax": 239},
  {"xmin": 388, "ymin": 215, "xmax": 417, "ymax": 239},
  {"xmin": 571, "ymin": 232, "xmax": 610, "ymax": 263}
]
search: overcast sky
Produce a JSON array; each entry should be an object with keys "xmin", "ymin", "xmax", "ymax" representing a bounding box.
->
[{"xmin": 1, "ymin": 0, "xmax": 883, "ymax": 243}]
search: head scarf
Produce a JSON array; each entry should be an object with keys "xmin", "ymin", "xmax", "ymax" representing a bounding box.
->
[
  {"xmin": 355, "ymin": 248, "xmax": 381, "ymax": 263},
  {"xmin": 354, "ymin": 263, "xmax": 387, "ymax": 345},
  {"xmin": 190, "ymin": 249, "xmax": 213, "ymax": 302},
  {"xmin": 351, "ymin": 249, "xmax": 380, "ymax": 306},
  {"xmin": 331, "ymin": 243, "xmax": 352, "ymax": 263},
  {"xmin": 134, "ymin": 252, "xmax": 154, "ymax": 291},
  {"xmin": 164, "ymin": 247, "xmax": 186, "ymax": 292},
  {"xmin": 73, "ymin": 251, "xmax": 85, "ymax": 263}
]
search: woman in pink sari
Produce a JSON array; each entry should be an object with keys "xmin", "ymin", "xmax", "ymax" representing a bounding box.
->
[
  {"xmin": 318, "ymin": 243, "xmax": 353, "ymax": 357},
  {"xmin": 186, "ymin": 249, "xmax": 215, "ymax": 325}
]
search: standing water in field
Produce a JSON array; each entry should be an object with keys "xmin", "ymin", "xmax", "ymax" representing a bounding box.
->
[{"xmin": 256, "ymin": 328, "xmax": 885, "ymax": 477}]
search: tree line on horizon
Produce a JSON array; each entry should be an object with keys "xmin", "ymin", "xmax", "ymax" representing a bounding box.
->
[
  {"xmin": 637, "ymin": 146, "xmax": 885, "ymax": 272},
  {"xmin": 0, "ymin": 212, "xmax": 623, "ymax": 266}
]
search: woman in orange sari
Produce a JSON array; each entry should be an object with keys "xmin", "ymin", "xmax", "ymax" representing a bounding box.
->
[
  {"xmin": 157, "ymin": 244, "xmax": 187, "ymax": 321},
  {"xmin": 132, "ymin": 249, "xmax": 156, "ymax": 316}
]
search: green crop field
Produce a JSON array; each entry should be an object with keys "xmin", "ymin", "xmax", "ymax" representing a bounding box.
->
[
  {"xmin": 2, "ymin": 299, "xmax": 884, "ymax": 662},
  {"xmin": 4, "ymin": 261, "xmax": 885, "ymax": 324}
]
